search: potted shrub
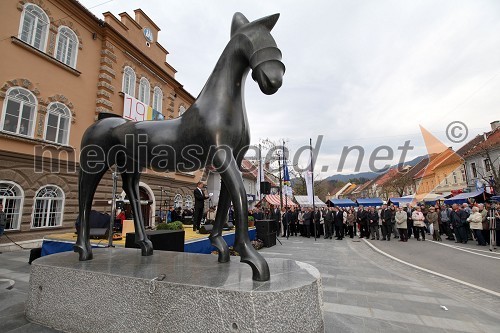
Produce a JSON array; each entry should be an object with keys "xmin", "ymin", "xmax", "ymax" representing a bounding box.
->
[{"xmin": 248, "ymin": 216, "xmax": 255, "ymax": 227}]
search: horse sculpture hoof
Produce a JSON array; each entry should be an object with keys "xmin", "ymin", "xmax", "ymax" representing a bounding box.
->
[
  {"xmin": 138, "ymin": 240, "xmax": 154, "ymax": 256},
  {"xmin": 73, "ymin": 244, "xmax": 93, "ymax": 261},
  {"xmin": 209, "ymin": 235, "xmax": 230, "ymax": 263},
  {"xmin": 235, "ymin": 242, "xmax": 270, "ymax": 281}
]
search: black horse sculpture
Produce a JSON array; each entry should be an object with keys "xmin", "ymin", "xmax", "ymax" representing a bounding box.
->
[{"xmin": 74, "ymin": 12, "xmax": 285, "ymax": 281}]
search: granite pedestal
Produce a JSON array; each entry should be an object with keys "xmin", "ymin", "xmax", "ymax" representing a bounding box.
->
[{"xmin": 26, "ymin": 248, "xmax": 324, "ymax": 333}]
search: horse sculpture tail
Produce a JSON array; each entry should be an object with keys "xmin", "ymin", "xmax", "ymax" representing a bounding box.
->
[{"xmin": 74, "ymin": 116, "xmax": 127, "ymax": 260}]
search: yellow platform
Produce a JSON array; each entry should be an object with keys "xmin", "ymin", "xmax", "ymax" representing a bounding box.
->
[{"xmin": 44, "ymin": 224, "xmax": 251, "ymax": 247}]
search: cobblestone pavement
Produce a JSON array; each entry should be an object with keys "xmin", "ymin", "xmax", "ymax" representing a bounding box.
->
[{"xmin": 1, "ymin": 236, "xmax": 499, "ymax": 332}]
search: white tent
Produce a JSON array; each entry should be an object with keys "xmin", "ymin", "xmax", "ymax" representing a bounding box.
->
[{"xmin": 294, "ymin": 195, "xmax": 327, "ymax": 208}]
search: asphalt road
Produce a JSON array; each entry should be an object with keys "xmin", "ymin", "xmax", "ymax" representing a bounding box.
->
[
  {"xmin": 2, "ymin": 236, "xmax": 500, "ymax": 333},
  {"xmin": 364, "ymin": 236, "xmax": 500, "ymax": 294}
]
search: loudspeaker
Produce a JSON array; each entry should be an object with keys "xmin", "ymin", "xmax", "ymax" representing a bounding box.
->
[
  {"xmin": 260, "ymin": 181, "xmax": 271, "ymax": 194},
  {"xmin": 199, "ymin": 224, "xmax": 213, "ymax": 234},
  {"xmin": 89, "ymin": 228, "xmax": 109, "ymax": 239},
  {"xmin": 255, "ymin": 219, "xmax": 275, "ymax": 234},
  {"xmin": 259, "ymin": 232, "xmax": 276, "ymax": 248},
  {"xmin": 125, "ymin": 230, "xmax": 184, "ymax": 252}
]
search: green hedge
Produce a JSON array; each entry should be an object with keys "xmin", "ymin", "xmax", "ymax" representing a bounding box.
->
[{"xmin": 156, "ymin": 221, "xmax": 184, "ymax": 230}]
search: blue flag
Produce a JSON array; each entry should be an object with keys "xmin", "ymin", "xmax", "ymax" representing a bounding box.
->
[
  {"xmin": 283, "ymin": 163, "xmax": 292, "ymax": 196},
  {"xmin": 283, "ymin": 163, "xmax": 290, "ymax": 186}
]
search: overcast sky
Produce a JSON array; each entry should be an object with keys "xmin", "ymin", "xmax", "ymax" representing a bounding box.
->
[{"xmin": 80, "ymin": 0, "xmax": 500, "ymax": 177}]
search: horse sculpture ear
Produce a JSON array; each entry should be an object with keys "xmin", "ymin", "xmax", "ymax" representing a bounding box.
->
[
  {"xmin": 231, "ymin": 12, "xmax": 250, "ymax": 37},
  {"xmin": 253, "ymin": 13, "xmax": 280, "ymax": 31}
]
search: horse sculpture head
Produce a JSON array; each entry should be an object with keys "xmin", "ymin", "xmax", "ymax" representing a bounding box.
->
[{"xmin": 231, "ymin": 12, "xmax": 286, "ymax": 95}]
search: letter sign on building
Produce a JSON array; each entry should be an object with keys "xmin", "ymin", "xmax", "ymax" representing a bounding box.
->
[{"xmin": 143, "ymin": 27, "xmax": 153, "ymax": 43}]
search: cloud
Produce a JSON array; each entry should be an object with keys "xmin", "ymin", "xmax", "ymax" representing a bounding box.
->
[{"xmin": 80, "ymin": 0, "xmax": 500, "ymax": 176}]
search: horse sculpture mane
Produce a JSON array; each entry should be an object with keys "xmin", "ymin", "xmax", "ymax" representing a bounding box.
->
[{"xmin": 74, "ymin": 12, "xmax": 285, "ymax": 281}]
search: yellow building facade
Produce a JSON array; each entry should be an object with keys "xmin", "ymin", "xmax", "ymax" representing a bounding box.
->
[
  {"xmin": 0, "ymin": 0, "xmax": 200, "ymax": 238},
  {"xmin": 414, "ymin": 148, "xmax": 466, "ymax": 198}
]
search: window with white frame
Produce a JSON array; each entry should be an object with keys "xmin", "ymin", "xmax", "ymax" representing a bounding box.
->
[
  {"xmin": 0, "ymin": 181, "xmax": 24, "ymax": 231},
  {"xmin": 45, "ymin": 102, "xmax": 71, "ymax": 145},
  {"xmin": 19, "ymin": 3, "xmax": 49, "ymax": 51},
  {"xmin": 179, "ymin": 105, "xmax": 186, "ymax": 116},
  {"xmin": 138, "ymin": 77, "xmax": 150, "ymax": 105},
  {"xmin": 152, "ymin": 86, "xmax": 163, "ymax": 112},
  {"xmin": 452, "ymin": 171, "xmax": 457, "ymax": 184},
  {"xmin": 173, "ymin": 194, "xmax": 183, "ymax": 208},
  {"xmin": 55, "ymin": 26, "xmax": 78, "ymax": 68},
  {"xmin": 184, "ymin": 194, "xmax": 193, "ymax": 209},
  {"xmin": 122, "ymin": 66, "xmax": 136, "ymax": 97},
  {"xmin": 1, "ymin": 87, "xmax": 37, "ymax": 137},
  {"xmin": 32, "ymin": 185, "xmax": 64, "ymax": 228}
]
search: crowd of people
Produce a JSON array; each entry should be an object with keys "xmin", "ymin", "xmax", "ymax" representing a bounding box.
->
[{"xmin": 248, "ymin": 201, "xmax": 500, "ymax": 246}]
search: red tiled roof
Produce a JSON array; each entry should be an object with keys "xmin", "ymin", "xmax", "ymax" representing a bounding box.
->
[
  {"xmin": 404, "ymin": 157, "xmax": 430, "ymax": 179},
  {"xmin": 413, "ymin": 148, "xmax": 462, "ymax": 179},
  {"xmin": 352, "ymin": 180, "xmax": 373, "ymax": 193},
  {"xmin": 374, "ymin": 169, "xmax": 399, "ymax": 186},
  {"xmin": 463, "ymin": 128, "xmax": 500, "ymax": 158}
]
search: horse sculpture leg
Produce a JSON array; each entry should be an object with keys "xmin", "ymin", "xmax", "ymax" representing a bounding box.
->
[
  {"xmin": 120, "ymin": 170, "xmax": 153, "ymax": 256},
  {"xmin": 209, "ymin": 182, "xmax": 230, "ymax": 263},
  {"xmin": 74, "ymin": 168, "xmax": 108, "ymax": 260},
  {"xmin": 213, "ymin": 149, "xmax": 270, "ymax": 281}
]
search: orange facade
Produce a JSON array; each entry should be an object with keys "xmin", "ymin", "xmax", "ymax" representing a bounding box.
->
[
  {"xmin": 0, "ymin": 0, "xmax": 200, "ymax": 235},
  {"xmin": 413, "ymin": 148, "xmax": 466, "ymax": 196}
]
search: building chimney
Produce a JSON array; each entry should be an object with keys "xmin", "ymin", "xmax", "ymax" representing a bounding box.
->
[{"xmin": 491, "ymin": 120, "xmax": 500, "ymax": 131}]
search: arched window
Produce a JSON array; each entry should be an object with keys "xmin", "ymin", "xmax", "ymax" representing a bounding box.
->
[
  {"xmin": 138, "ymin": 77, "xmax": 150, "ymax": 105},
  {"xmin": 0, "ymin": 181, "xmax": 24, "ymax": 231},
  {"xmin": 152, "ymin": 86, "xmax": 163, "ymax": 112},
  {"xmin": 184, "ymin": 194, "xmax": 193, "ymax": 209},
  {"xmin": 19, "ymin": 3, "xmax": 49, "ymax": 51},
  {"xmin": 1, "ymin": 87, "xmax": 37, "ymax": 137},
  {"xmin": 173, "ymin": 194, "xmax": 183, "ymax": 208},
  {"xmin": 45, "ymin": 102, "xmax": 71, "ymax": 145},
  {"xmin": 55, "ymin": 26, "xmax": 78, "ymax": 68},
  {"xmin": 32, "ymin": 185, "xmax": 64, "ymax": 228},
  {"xmin": 179, "ymin": 105, "xmax": 186, "ymax": 116},
  {"xmin": 122, "ymin": 66, "xmax": 136, "ymax": 97}
]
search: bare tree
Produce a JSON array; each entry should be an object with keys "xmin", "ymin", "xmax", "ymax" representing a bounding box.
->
[
  {"xmin": 385, "ymin": 172, "xmax": 414, "ymax": 197},
  {"xmin": 473, "ymin": 141, "xmax": 500, "ymax": 194}
]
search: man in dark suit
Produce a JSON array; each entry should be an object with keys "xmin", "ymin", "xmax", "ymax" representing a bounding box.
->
[
  {"xmin": 282, "ymin": 207, "xmax": 292, "ymax": 238},
  {"xmin": 271, "ymin": 205, "xmax": 281, "ymax": 236},
  {"xmin": 334, "ymin": 207, "xmax": 344, "ymax": 240},
  {"xmin": 324, "ymin": 207, "xmax": 334, "ymax": 239},
  {"xmin": 193, "ymin": 181, "xmax": 209, "ymax": 232},
  {"xmin": 357, "ymin": 206, "xmax": 368, "ymax": 238},
  {"xmin": 303, "ymin": 207, "xmax": 312, "ymax": 238}
]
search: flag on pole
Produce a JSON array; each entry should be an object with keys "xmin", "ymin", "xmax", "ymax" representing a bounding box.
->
[
  {"xmin": 283, "ymin": 163, "xmax": 292, "ymax": 196},
  {"xmin": 304, "ymin": 170, "xmax": 313, "ymax": 204},
  {"xmin": 303, "ymin": 139, "xmax": 315, "ymax": 205}
]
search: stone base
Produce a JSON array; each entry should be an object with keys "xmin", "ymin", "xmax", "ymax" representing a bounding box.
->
[{"xmin": 26, "ymin": 248, "xmax": 324, "ymax": 333}]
